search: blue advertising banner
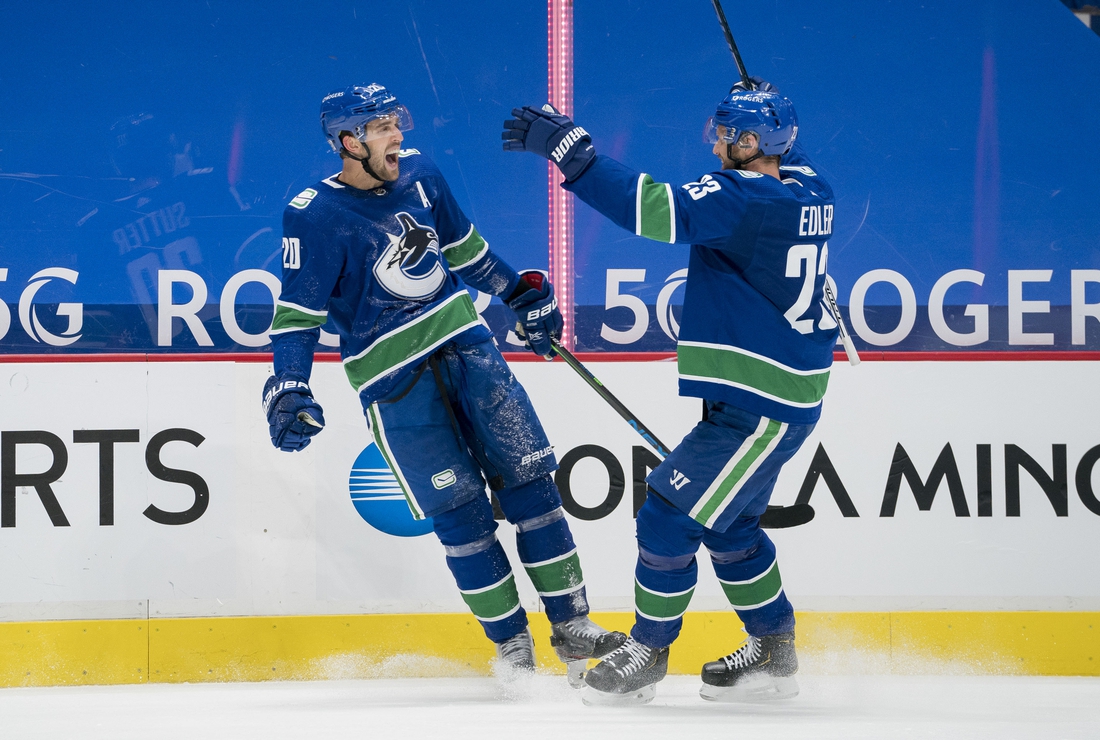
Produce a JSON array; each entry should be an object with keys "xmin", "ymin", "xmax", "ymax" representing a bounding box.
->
[{"xmin": 1, "ymin": 1, "xmax": 1098, "ymax": 355}]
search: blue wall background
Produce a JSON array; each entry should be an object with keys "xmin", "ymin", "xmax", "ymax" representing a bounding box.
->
[{"xmin": 1, "ymin": 0, "xmax": 1098, "ymax": 353}]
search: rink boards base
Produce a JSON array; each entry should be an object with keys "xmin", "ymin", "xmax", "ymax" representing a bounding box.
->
[
  {"xmin": 1, "ymin": 610, "xmax": 1098, "ymax": 687},
  {"xmin": 1, "ymin": 357, "xmax": 1099, "ymax": 687}
]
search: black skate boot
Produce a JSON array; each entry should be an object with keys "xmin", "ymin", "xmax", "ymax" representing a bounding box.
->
[
  {"xmin": 549, "ymin": 616, "xmax": 628, "ymax": 688},
  {"xmin": 494, "ymin": 627, "xmax": 536, "ymax": 681},
  {"xmin": 699, "ymin": 631, "xmax": 799, "ymax": 702},
  {"xmin": 581, "ymin": 636, "xmax": 669, "ymax": 706}
]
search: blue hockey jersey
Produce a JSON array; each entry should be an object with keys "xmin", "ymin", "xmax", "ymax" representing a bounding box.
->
[
  {"xmin": 565, "ymin": 142, "xmax": 839, "ymax": 424},
  {"xmin": 270, "ymin": 151, "xmax": 519, "ymax": 405}
]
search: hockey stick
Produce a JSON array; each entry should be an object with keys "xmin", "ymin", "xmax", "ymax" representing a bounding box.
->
[
  {"xmin": 710, "ymin": 0, "xmax": 752, "ymax": 90},
  {"xmin": 823, "ymin": 279, "xmax": 861, "ymax": 365},
  {"xmin": 710, "ymin": 0, "xmax": 861, "ymax": 367},
  {"xmin": 550, "ymin": 339, "xmax": 814, "ymax": 529}
]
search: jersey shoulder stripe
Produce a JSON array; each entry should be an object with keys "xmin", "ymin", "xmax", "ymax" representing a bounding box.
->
[
  {"xmin": 441, "ymin": 224, "xmax": 489, "ymax": 270},
  {"xmin": 635, "ymin": 173, "xmax": 676, "ymax": 243}
]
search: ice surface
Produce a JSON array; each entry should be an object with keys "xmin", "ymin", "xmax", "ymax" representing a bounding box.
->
[{"xmin": 2, "ymin": 674, "xmax": 1098, "ymax": 739}]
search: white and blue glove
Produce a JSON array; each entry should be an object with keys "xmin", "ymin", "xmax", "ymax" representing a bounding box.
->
[
  {"xmin": 507, "ymin": 271, "xmax": 562, "ymax": 358},
  {"xmin": 502, "ymin": 105, "xmax": 596, "ymax": 182},
  {"xmin": 262, "ymin": 373, "xmax": 325, "ymax": 452}
]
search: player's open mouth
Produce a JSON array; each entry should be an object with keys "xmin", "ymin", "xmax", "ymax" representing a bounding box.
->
[{"xmin": 385, "ymin": 152, "xmax": 399, "ymax": 168}]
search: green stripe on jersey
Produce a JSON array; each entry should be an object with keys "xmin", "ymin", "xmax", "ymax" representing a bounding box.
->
[
  {"xmin": 692, "ymin": 418, "xmax": 784, "ymax": 526},
  {"xmin": 271, "ymin": 303, "xmax": 327, "ymax": 333},
  {"xmin": 523, "ymin": 551, "xmax": 583, "ymax": 596},
  {"xmin": 677, "ymin": 342, "xmax": 830, "ymax": 407},
  {"xmin": 636, "ymin": 174, "xmax": 675, "ymax": 243},
  {"xmin": 343, "ymin": 292, "xmax": 480, "ymax": 392},
  {"xmin": 460, "ymin": 574, "xmax": 521, "ymax": 622},
  {"xmin": 718, "ymin": 559, "xmax": 784, "ymax": 610},
  {"xmin": 441, "ymin": 226, "xmax": 488, "ymax": 270},
  {"xmin": 634, "ymin": 580, "xmax": 694, "ymax": 621}
]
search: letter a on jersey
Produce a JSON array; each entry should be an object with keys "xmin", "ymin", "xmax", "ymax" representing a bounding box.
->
[{"xmin": 373, "ymin": 212, "xmax": 447, "ymax": 299}]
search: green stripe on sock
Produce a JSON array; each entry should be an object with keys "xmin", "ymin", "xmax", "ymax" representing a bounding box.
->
[
  {"xmin": 634, "ymin": 580, "xmax": 694, "ymax": 621},
  {"xmin": 677, "ymin": 343, "xmax": 830, "ymax": 407},
  {"xmin": 461, "ymin": 575, "xmax": 521, "ymax": 621},
  {"xmin": 693, "ymin": 418, "xmax": 784, "ymax": 525},
  {"xmin": 524, "ymin": 551, "xmax": 583, "ymax": 595},
  {"xmin": 637, "ymin": 175, "xmax": 673, "ymax": 243},
  {"xmin": 719, "ymin": 560, "xmax": 783, "ymax": 609}
]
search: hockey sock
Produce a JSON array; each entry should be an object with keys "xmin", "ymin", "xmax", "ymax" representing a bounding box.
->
[
  {"xmin": 630, "ymin": 495, "xmax": 703, "ymax": 648},
  {"xmin": 516, "ymin": 507, "xmax": 587, "ymax": 623},
  {"xmin": 499, "ymin": 476, "xmax": 588, "ymax": 624},
  {"xmin": 709, "ymin": 531, "xmax": 795, "ymax": 636},
  {"xmin": 433, "ymin": 497, "xmax": 528, "ymax": 643}
]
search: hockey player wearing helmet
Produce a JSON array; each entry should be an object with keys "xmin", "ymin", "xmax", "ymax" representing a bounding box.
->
[
  {"xmin": 504, "ymin": 78, "xmax": 837, "ymax": 704},
  {"xmin": 265, "ymin": 84, "xmax": 626, "ymax": 683}
]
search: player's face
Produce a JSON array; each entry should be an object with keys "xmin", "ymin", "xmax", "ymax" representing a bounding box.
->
[
  {"xmin": 363, "ymin": 115, "xmax": 404, "ymax": 180},
  {"xmin": 712, "ymin": 128, "xmax": 757, "ymax": 170}
]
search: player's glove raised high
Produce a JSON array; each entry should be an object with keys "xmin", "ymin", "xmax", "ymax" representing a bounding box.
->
[
  {"xmin": 507, "ymin": 270, "xmax": 562, "ymax": 358},
  {"xmin": 732, "ymin": 76, "xmax": 779, "ymax": 94},
  {"xmin": 262, "ymin": 373, "xmax": 326, "ymax": 452},
  {"xmin": 502, "ymin": 105, "xmax": 596, "ymax": 182}
]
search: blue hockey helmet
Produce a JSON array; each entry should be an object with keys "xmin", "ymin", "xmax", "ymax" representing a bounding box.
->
[
  {"xmin": 320, "ymin": 84, "xmax": 414, "ymax": 153},
  {"xmin": 703, "ymin": 90, "xmax": 798, "ymax": 156}
]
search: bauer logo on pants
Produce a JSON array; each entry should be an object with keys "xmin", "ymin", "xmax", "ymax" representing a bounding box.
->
[{"xmin": 349, "ymin": 443, "xmax": 433, "ymax": 537}]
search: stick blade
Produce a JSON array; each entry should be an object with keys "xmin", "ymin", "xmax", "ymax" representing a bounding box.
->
[{"xmin": 759, "ymin": 503, "xmax": 815, "ymax": 529}]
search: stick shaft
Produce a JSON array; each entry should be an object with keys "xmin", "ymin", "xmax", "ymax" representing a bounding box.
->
[
  {"xmin": 710, "ymin": 0, "xmax": 752, "ymax": 88},
  {"xmin": 551, "ymin": 341, "xmax": 672, "ymax": 459},
  {"xmin": 823, "ymin": 279, "xmax": 861, "ymax": 366}
]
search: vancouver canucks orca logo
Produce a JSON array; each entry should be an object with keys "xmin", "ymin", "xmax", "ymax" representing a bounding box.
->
[{"xmin": 373, "ymin": 212, "xmax": 447, "ymax": 300}]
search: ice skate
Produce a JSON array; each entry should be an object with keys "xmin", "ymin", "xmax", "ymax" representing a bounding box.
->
[
  {"xmin": 581, "ymin": 636, "xmax": 669, "ymax": 706},
  {"xmin": 549, "ymin": 615, "xmax": 628, "ymax": 688},
  {"xmin": 493, "ymin": 627, "xmax": 536, "ymax": 682},
  {"xmin": 699, "ymin": 631, "xmax": 799, "ymax": 702}
]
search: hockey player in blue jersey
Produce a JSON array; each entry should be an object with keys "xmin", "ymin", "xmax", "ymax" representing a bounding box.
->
[
  {"xmin": 264, "ymin": 84, "xmax": 625, "ymax": 682},
  {"xmin": 503, "ymin": 78, "xmax": 839, "ymax": 703}
]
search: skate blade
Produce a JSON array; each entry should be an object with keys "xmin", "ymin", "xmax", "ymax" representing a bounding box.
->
[
  {"xmin": 700, "ymin": 675, "xmax": 799, "ymax": 703},
  {"xmin": 581, "ymin": 683, "xmax": 656, "ymax": 706},
  {"xmin": 565, "ymin": 659, "xmax": 588, "ymax": 689}
]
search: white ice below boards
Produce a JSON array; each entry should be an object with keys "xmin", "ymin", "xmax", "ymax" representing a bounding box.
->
[{"xmin": 3, "ymin": 673, "xmax": 1099, "ymax": 740}]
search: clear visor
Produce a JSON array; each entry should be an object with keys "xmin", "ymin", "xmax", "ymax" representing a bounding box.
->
[
  {"xmin": 703, "ymin": 117, "xmax": 738, "ymax": 144},
  {"xmin": 359, "ymin": 105, "xmax": 415, "ymax": 142}
]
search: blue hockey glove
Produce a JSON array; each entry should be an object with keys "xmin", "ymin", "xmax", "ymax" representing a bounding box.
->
[
  {"xmin": 507, "ymin": 271, "xmax": 562, "ymax": 358},
  {"xmin": 732, "ymin": 76, "xmax": 779, "ymax": 94},
  {"xmin": 262, "ymin": 373, "xmax": 326, "ymax": 452},
  {"xmin": 502, "ymin": 105, "xmax": 596, "ymax": 182}
]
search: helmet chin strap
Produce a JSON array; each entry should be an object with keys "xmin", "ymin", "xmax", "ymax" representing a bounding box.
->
[
  {"xmin": 343, "ymin": 143, "xmax": 388, "ymax": 183},
  {"xmin": 726, "ymin": 142, "xmax": 764, "ymax": 170}
]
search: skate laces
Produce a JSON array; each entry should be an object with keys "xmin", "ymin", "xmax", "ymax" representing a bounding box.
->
[
  {"xmin": 608, "ymin": 638, "xmax": 651, "ymax": 677},
  {"xmin": 562, "ymin": 616, "xmax": 603, "ymax": 641},
  {"xmin": 721, "ymin": 635, "xmax": 762, "ymax": 670}
]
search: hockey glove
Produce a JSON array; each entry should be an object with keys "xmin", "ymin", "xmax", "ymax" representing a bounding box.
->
[
  {"xmin": 502, "ymin": 105, "xmax": 596, "ymax": 182},
  {"xmin": 732, "ymin": 76, "xmax": 779, "ymax": 94},
  {"xmin": 262, "ymin": 373, "xmax": 326, "ymax": 452},
  {"xmin": 507, "ymin": 270, "xmax": 562, "ymax": 358}
]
